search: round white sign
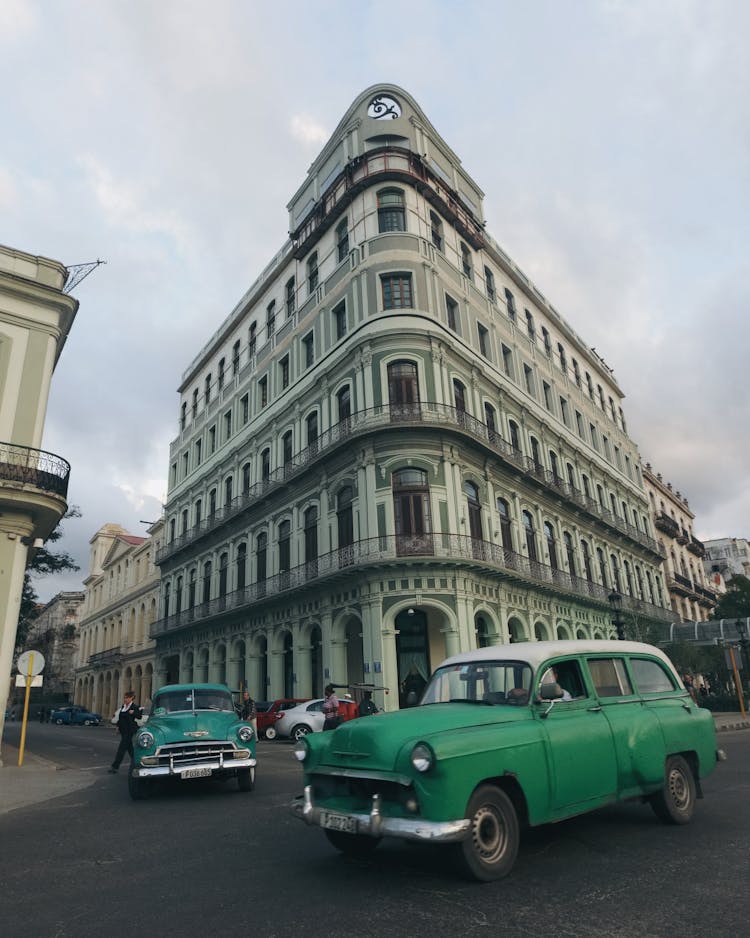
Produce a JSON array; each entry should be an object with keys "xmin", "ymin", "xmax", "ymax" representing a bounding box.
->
[{"xmin": 17, "ymin": 650, "xmax": 45, "ymax": 675}]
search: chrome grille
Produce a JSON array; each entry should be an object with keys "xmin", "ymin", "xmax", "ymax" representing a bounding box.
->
[{"xmin": 153, "ymin": 741, "xmax": 240, "ymax": 768}]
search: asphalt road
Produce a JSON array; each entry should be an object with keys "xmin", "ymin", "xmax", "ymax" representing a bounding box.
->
[{"xmin": 1, "ymin": 722, "xmax": 749, "ymax": 938}]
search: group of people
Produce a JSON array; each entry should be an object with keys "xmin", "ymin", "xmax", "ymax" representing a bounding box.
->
[{"xmin": 323, "ymin": 684, "xmax": 378, "ymax": 729}]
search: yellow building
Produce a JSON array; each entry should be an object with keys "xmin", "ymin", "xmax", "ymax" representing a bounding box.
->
[{"xmin": 0, "ymin": 244, "xmax": 77, "ymax": 761}]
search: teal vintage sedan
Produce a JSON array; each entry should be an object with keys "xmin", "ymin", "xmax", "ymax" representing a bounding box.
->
[
  {"xmin": 291, "ymin": 641, "xmax": 724, "ymax": 880},
  {"xmin": 130, "ymin": 683, "xmax": 256, "ymax": 800}
]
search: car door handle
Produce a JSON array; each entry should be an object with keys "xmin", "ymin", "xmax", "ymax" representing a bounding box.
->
[{"xmin": 587, "ymin": 706, "xmax": 602, "ymax": 712}]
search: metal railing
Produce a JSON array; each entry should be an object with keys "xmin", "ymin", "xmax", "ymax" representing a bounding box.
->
[
  {"xmin": 158, "ymin": 401, "xmax": 661, "ymax": 565},
  {"xmin": 151, "ymin": 532, "xmax": 677, "ymax": 637},
  {"xmin": 88, "ymin": 647, "xmax": 123, "ymax": 667},
  {"xmin": 0, "ymin": 441, "xmax": 70, "ymax": 498}
]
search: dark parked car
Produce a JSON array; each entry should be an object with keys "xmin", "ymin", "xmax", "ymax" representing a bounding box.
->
[{"xmin": 50, "ymin": 706, "xmax": 103, "ymax": 726}]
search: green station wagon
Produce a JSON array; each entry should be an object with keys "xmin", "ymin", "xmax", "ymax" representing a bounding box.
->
[
  {"xmin": 291, "ymin": 641, "xmax": 724, "ymax": 880},
  {"xmin": 130, "ymin": 683, "xmax": 256, "ymax": 800}
]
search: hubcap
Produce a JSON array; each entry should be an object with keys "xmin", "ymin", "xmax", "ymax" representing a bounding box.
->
[
  {"xmin": 471, "ymin": 805, "xmax": 506, "ymax": 863},
  {"xmin": 668, "ymin": 768, "xmax": 689, "ymax": 809}
]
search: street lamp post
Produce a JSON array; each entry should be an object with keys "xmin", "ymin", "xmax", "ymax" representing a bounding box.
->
[
  {"xmin": 735, "ymin": 618, "xmax": 750, "ymax": 692},
  {"xmin": 608, "ymin": 589, "xmax": 625, "ymax": 641}
]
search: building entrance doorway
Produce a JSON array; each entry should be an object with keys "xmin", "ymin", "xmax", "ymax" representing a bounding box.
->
[{"xmin": 395, "ymin": 609, "xmax": 429, "ymax": 707}]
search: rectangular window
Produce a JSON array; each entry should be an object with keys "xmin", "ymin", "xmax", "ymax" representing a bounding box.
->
[
  {"xmin": 170, "ymin": 462, "xmax": 177, "ymax": 486},
  {"xmin": 477, "ymin": 323, "xmax": 490, "ymax": 359},
  {"xmin": 460, "ymin": 242, "xmax": 473, "ymax": 281},
  {"xmin": 266, "ymin": 301, "xmax": 276, "ymax": 339},
  {"xmin": 445, "ymin": 294, "xmax": 458, "ymax": 331},
  {"xmin": 333, "ymin": 301, "xmax": 347, "ymax": 340},
  {"xmin": 576, "ymin": 410, "xmax": 585, "ymax": 438},
  {"xmin": 523, "ymin": 363, "xmax": 535, "ymax": 397},
  {"xmin": 501, "ymin": 344, "xmax": 514, "ymax": 379},
  {"xmin": 543, "ymin": 381, "xmax": 553, "ymax": 411},
  {"xmin": 307, "ymin": 253, "xmax": 318, "ymax": 293},
  {"xmin": 430, "ymin": 211, "xmax": 443, "ymax": 250},
  {"xmin": 194, "ymin": 438, "xmax": 202, "ymax": 465},
  {"xmin": 182, "ymin": 451, "xmax": 189, "ymax": 478},
  {"xmin": 286, "ymin": 277, "xmax": 295, "ymax": 317},
  {"xmin": 259, "ymin": 375, "xmax": 268, "ymax": 408},
  {"xmin": 223, "ymin": 409, "xmax": 232, "ymax": 442},
  {"xmin": 240, "ymin": 394, "xmax": 249, "ymax": 425},
  {"xmin": 484, "ymin": 266, "xmax": 496, "ymax": 303},
  {"xmin": 337, "ymin": 220, "xmax": 349, "ymax": 263},
  {"xmin": 232, "ymin": 341, "xmax": 240, "ymax": 376},
  {"xmin": 504, "ymin": 288, "xmax": 516, "ymax": 323},
  {"xmin": 303, "ymin": 332, "xmax": 314, "ymax": 368},
  {"xmin": 209, "ymin": 425, "xmax": 216, "ymax": 454},
  {"xmin": 603, "ymin": 435, "xmax": 611, "ymax": 461},
  {"xmin": 560, "ymin": 397, "xmax": 570, "ymax": 427},
  {"xmin": 381, "ymin": 273, "xmax": 413, "ymax": 309},
  {"xmin": 525, "ymin": 309, "xmax": 535, "ymax": 340},
  {"xmin": 217, "ymin": 358, "xmax": 225, "ymax": 390},
  {"xmin": 590, "ymin": 423, "xmax": 599, "ymax": 451},
  {"xmin": 280, "ymin": 355, "xmax": 290, "ymax": 389}
]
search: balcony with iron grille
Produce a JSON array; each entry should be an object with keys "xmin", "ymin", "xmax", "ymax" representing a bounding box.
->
[
  {"xmin": 0, "ymin": 441, "xmax": 70, "ymax": 498},
  {"xmin": 158, "ymin": 402, "xmax": 662, "ymax": 567},
  {"xmin": 654, "ymin": 511, "xmax": 680, "ymax": 538},
  {"xmin": 88, "ymin": 647, "xmax": 123, "ymax": 668},
  {"xmin": 686, "ymin": 537, "xmax": 706, "ymax": 558},
  {"xmin": 151, "ymin": 532, "xmax": 677, "ymax": 639}
]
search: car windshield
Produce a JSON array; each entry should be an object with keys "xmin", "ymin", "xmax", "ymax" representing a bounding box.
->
[
  {"xmin": 152, "ymin": 689, "xmax": 235, "ymax": 714},
  {"xmin": 421, "ymin": 660, "xmax": 533, "ymax": 706}
]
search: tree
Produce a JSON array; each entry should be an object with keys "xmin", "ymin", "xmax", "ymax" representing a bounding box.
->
[
  {"xmin": 15, "ymin": 506, "xmax": 81, "ymax": 650},
  {"xmin": 712, "ymin": 575, "xmax": 750, "ymax": 620}
]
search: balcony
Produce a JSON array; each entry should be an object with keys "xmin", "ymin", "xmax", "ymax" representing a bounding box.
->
[
  {"xmin": 151, "ymin": 533, "xmax": 678, "ymax": 638},
  {"xmin": 0, "ymin": 441, "xmax": 70, "ymax": 498},
  {"xmin": 88, "ymin": 647, "xmax": 123, "ymax": 668},
  {"xmin": 654, "ymin": 512, "xmax": 680, "ymax": 538},
  {"xmin": 291, "ymin": 145, "xmax": 486, "ymax": 260},
  {"xmin": 158, "ymin": 402, "xmax": 662, "ymax": 566},
  {"xmin": 686, "ymin": 537, "xmax": 706, "ymax": 558}
]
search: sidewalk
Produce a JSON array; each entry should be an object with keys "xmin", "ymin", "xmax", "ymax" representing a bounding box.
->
[
  {"xmin": 0, "ymin": 743, "xmax": 98, "ymax": 816},
  {"xmin": 1, "ymin": 714, "xmax": 748, "ymax": 818}
]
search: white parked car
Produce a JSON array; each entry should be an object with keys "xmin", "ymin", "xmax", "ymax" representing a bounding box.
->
[{"xmin": 275, "ymin": 698, "xmax": 325, "ymax": 741}]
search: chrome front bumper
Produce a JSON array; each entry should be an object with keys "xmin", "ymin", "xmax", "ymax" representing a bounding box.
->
[
  {"xmin": 291, "ymin": 784, "xmax": 470, "ymax": 843},
  {"xmin": 133, "ymin": 755, "xmax": 256, "ymax": 778}
]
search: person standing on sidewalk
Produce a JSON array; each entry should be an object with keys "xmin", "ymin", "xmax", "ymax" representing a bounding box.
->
[{"xmin": 108, "ymin": 691, "xmax": 142, "ymax": 774}]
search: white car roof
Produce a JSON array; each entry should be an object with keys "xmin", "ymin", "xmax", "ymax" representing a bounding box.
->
[{"xmin": 438, "ymin": 640, "xmax": 679, "ymax": 675}]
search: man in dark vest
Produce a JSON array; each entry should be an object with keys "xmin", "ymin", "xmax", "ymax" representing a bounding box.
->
[{"xmin": 108, "ymin": 691, "xmax": 142, "ymax": 774}]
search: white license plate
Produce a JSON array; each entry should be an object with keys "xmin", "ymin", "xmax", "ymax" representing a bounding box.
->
[
  {"xmin": 321, "ymin": 811, "xmax": 357, "ymax": 833},
  {"xmin": 180, "ymin": 767, "xmax": 212, "ymax": 779}
]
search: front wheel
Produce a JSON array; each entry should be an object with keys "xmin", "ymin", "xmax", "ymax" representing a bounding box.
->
[
  {"xmin": 454, "ymin": 785, "xmax": 519, "ymax": 881},
  {"xmin": 649, "ymin": 755, "xmax": 696, "ymax": 824},
  {"xmin": 264, "ymin": 726, "xmax": 277, "ymax": 741},
  {"xmin": 128, "ymin": 769, "xmax": 148, "ymax": 801},
  {"xmin": 325, "ymin": 829, "xmax": 380, "ymax": 858},
  {"xmin": 237, "ymin": 767, "xmax": 255, "ymax": 792},
  {"xmin": 291, "ymin": 724, "xmax": 311, "ymax": 742}
]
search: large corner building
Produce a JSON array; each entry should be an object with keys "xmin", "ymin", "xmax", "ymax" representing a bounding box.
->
[{"xmin": 153, "ymin": 85, "xmax": 676, "ymax": 710}]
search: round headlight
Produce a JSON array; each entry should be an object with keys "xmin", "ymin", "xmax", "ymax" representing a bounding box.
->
[
  {"xmin": 137, "ymin": 730, "xmax": 155, "ymax": 749},
  {"xmin": 410, "ymin": 743, "xmax": 434, "ymax": 773},
  {"xmin": 238, "ymin": 725, "xmax": 254, "ymax": 743},
  {"xmin": 293, "ymin": 739, "xmax": 308, "ymax": 762}
]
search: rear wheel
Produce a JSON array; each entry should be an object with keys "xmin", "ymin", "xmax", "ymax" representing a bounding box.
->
[
  {"xmin": 265, "ymin": 726, "xmax": 277, "ymax": 741},
  {"xmin": 237, "ymin": 767, "xmax": 255, "ymax": 792},
  {"xmin": 455, "ymin": 785, "xmax": 519, "ymax": 881},
  {"xmin": 291, "ymin": 724, "xmax": 311, "ymax": 742},
  {"xmin": 325, "ymin": 829, "xmax": 380, "ymax": 858},
  {"xmin": 128, "ymin": 769, "xmax": 148, "ymax": 801},
  {"xmin": 649, "ymin": 755, "xmax": 696, "ymax": 824}
]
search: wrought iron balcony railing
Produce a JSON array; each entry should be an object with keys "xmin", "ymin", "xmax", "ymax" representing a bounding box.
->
[
  {"xmin": 88, "ymin": 647, "xmax": 123, "ymax": 667},
  {"xmin": 654, "ymin": 511, "xmax": 680, "ymax": 538},
  {"xmin": 158, "ymin": 402, "xmax": 661, "ymax": 565},
  {"xmin": 151, "ymin": 532, "xmax": 677, "ymax": 638},
  {"xmin": 0, "ymin": 441, "xmax": 70, "ymax": 498}
]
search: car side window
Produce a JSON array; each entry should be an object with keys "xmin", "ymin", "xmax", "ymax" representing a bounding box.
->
[
  {"xmin": 308, "ymin": 701, "xmax": 324, "ymax": 712},
  {"xmin": 539, "ymin": 660, "xmax": 587, "ymax": 700},
  {"xmin": 587, "ymin": 658, "xmax": 633, "ymax": 697},
  {"xmin": 629, "ymin": 658, "xmax": 676, "ymax": 694}
]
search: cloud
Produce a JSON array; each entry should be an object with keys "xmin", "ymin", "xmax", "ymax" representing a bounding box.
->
[
  {"xmin": 0, "ymin": 0, "xmax": 37, "ymax": 45},
  {"xmin": 290, "ymin": 115, "xmax": 330, "ymax": 148}
]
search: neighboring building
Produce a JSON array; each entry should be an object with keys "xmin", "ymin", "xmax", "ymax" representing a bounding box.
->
[
  {"xmin": 153, "ymin": 84, "xmax": 675, "ymax": 709},
  {"xmin": 703, "ymin": 537, "xmax": 750, "ymax": 583},
  {"xmin": 74, "ymin": 521, "xmax": 163, "ymax": 718},
  {"xmin": 24, "ymin": 591, "xmax": 85, "ymax": 700},
  {"xmin": 0, "ymin": 245, "xmax": 78, "ymax": 761},
  {"xmin": 642, "ymin": 464, "xmax": 716, "ymax": 622}
]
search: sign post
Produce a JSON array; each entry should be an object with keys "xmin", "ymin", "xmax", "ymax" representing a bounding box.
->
[
  {"xmin": 727, "ymin": 646, "xmax": 746, "ymax": 719},
  {"xmin": 16, "ymin": 650, "xmax": 45, "ymax": 767}
]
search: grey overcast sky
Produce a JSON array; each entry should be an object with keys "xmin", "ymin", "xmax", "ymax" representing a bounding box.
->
[{"xmin": 2, "ymin": 0, "xmax": 748, "ymax": 601}]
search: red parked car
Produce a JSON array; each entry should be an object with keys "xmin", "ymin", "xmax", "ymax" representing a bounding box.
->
[{"xmin": 258, "ymin": 699, "xmax": 309, "ymax": 739}]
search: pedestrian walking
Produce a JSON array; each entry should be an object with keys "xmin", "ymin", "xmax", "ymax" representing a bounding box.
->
[
  {"xmin": 108, "ymin": 691, "xmax": 142, "ymax": 774},
  {"xmin": 240, "ymin": 690, "xmax": 257, "ymax": 736},
  {"xmin": 322, "ymin": 684, "xmax": 341, "ymax": 730}
]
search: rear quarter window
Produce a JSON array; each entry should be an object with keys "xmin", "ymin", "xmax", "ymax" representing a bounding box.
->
[
  {"xmin": 630, "ymin": 658, "xmax": 676, "ymax": 693},
  {"xmin": 587, "ymin": 658, "xmax": 633, "ymax": 697}
]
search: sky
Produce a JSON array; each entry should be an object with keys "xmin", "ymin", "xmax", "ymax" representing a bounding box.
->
[{"xmin": 2, "ymin": 0, "xmax": 748, "ymax": 602}]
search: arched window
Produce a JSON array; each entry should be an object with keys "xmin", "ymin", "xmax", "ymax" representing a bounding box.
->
[
  {"xmin": 337, "ymin": 385, "xmax": 351, "ymax": 423},
  {"xmin": 256, "ymin": 532, "xmax": 267, "ymax": 591},
  {"xmin": 261, "ymin": 448, "xmax": 270, "ymax": 482},
  {"xmin": 388, "ymin": 361, "xmax": 419, "ymax": 410},
  {"xmin": 306, "ymin": 411, "xmax": 319, "ymax": 451},
  {"xmin": 242, "ymin": 462, "xmax": 251, "ymax": 495},
  {"xmin": 484, "ymin": 403, "xmax": 497, "ymax": 441},
  {"xmin": 545, "ymin": 521, "xmax": 558, "ymax": 570},
  {"xmin": 465, "ymin": 481, "xmax": 482, "ymax": 542},
  {"xmin": 581, "ymin": 540, "xmax": 593, "ymax": 581},
  {"xmin": 596, "ymin": 548, "xmax": 607, "ymax": 587},
  {"xmin": 564, "ymin": 532, "xmax": 576, "ymax": 577},
  {"xmin": 337, "ymin": 485, "xmax": 354, "ymax": 554},
  {"xmin": 236, "ymin": 543, "xmax": 247, "ymax": 592},
  {"xmin": 282, "ymin": 430, "xmax": 293, "ymax": 468},
  {"xmin": 508, "ymin": 420, "xmax": 521, "ymax": 452},
  {"xmin": 175, "ymin": 576, "xmax": 183, "ymax": 615},
  {"xmin": 497, "ymin": 497, "xmax": 512, "ymax": 551},
  {"xmin": 188, "ymin": 569, "xmax": 196, "ymax": 608},
  {"xmin": 202, "ymin": 561, "xmax": 212, "ymax": 604},
  {"xmin": 278, "ymin": 520, "xmax": 291, "ymax": 575},
  {"xmin": 208, "ymin": 488, "xmax": 217, "ymax": 517},
  {"xmin": 224, "ymin": 475, "xmax": 233, "ymax": 508},
  {"xmin": 219, "ymin": 553, "xmax": 229, "ymax": 599},
  {"xmin": 453, "ymin": 379, "xmax": 467, "ymax": 422},
  {"xmin": 610, "ymin": 554, "xmax": 622, "ymax": 592},
  {"xmin": 393, "ymin": 468, "xmax": 432, "ymax": 555},
  {"xmin": 304, "ymin": 505, "xmax": 318, "ymax": 569},
  {"xmin": 530, "ymin": 436, "xmax": 541, "ymax": 469},
  {"xmin": 163, "ymin": 581, "xmax": 171, "ymax": 619},
  {"xmin": 378, "ymin": 188, "xmax": 405, "ymax": 232},
  {"xmin": 523, "ymin": 511, "xmax": 537, "ymax": 562}
]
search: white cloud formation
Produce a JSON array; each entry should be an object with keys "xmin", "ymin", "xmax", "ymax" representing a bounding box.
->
[
  {"xmin": 290, "ymin": 115, "xmax": 330, "ymax": 147},
  {"xmin": 0, "ymin": 0, "xmax": 37, "ymax": 45}
]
